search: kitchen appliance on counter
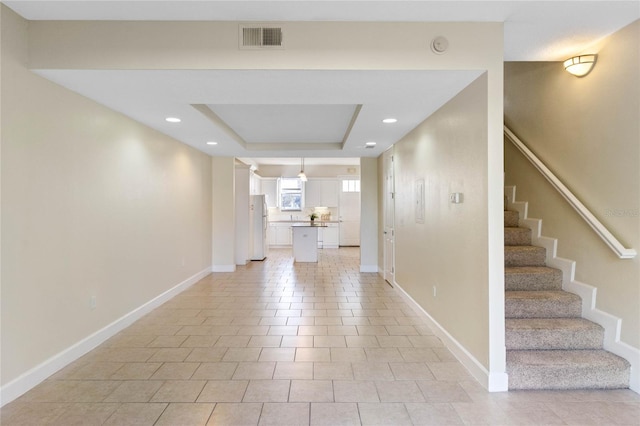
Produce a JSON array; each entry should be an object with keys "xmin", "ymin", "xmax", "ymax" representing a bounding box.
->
[{"xmin": 250, "ymin": 194, "xmax": 268, "ymax": 260}]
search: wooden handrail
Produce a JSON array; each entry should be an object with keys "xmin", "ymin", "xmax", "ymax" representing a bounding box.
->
[{"xmin": 504, "ymin": 125, "xmax": 637, "ymax": 259}]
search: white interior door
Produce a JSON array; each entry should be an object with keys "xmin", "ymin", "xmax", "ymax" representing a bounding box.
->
[
  {"xmin": 339, "ymin": 178, "xmax": 361, "ymax": 246},
  {"xmin": 383, "ymin": 149, "xmax": 395, "ymax": 285}
]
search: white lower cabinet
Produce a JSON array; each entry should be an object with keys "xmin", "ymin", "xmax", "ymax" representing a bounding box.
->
[
  {"xmin": 277, "ymin": 226, "xmax": 292, "ymax": 246},
  {"xmin": 321, "ymin": 224, "xmax": 339, "ymax": 248},
  {"xmin": 269, "ymin": 222, "xmax": 337, "ymax": 248},
  {"xmin": 268, "ymin": 225, "xmax": 277, "ymax": 246},
  {"xmin": 269, "ymin": 223, "xmax": 292, "ymax": 246}
]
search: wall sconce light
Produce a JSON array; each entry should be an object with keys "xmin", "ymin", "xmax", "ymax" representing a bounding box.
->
[{"xmin": 564, "ymin": 54, "xmax": 597, "ymax": 77}]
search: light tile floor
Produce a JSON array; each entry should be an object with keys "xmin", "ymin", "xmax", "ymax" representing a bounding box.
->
[{"xmin": 2, "ymin": 248, "xmax": 639, "ymax": 425}]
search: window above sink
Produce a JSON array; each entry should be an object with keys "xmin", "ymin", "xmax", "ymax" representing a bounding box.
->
[{"xmin": 279, "ymin": 177, "xmax": 303, "ymax": 211}]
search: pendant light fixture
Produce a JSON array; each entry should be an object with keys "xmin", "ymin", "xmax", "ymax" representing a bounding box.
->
[{"xmin": 298, "ymin": 158, "xmax": 308, "ymax": 182}]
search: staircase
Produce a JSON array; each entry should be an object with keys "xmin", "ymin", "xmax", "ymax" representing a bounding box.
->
[{"xmin": 504, "ymin": 209, "xmax": 631, "ymax": 390}]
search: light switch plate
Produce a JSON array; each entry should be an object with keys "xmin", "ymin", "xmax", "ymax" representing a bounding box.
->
[{"xmin": 450, "ymin": 193, "xmax": 464, "ymax": 204}]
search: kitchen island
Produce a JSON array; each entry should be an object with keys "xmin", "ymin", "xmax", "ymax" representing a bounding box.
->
[
  {"xmin": 268, "ymin": 220, "xmax": 340, "ymax": 249},
  {"xmin": 291, "ymin": 223, "xmax": 327, "ymax": 262}
]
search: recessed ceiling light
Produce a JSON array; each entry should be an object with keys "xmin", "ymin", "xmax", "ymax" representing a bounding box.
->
[
  {"xmin": 165, "ymin": 117, "xmax": 181, "ymax": 123},
  {"xmin": 382, "ymin": 118, "xmax": 397, "ymax": 124},
  {"xmin": 365, "ymin": 141, "xmax": 377, "ymax": 146},
  {"xmin": 206, "ymin": 141, "xmax": 218, "ymax": 145}
]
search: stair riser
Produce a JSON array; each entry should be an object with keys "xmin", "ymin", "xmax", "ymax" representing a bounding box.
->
[
  {"xmin": 508, "ymin": 365, "xmax": 630, "ymax": 390},
  {"xmin": 504, "ymin": 189, "xmax": 631, "ymax": 391},
  {"xmin": 504, "ymin": 211, "xmax": 519, "ymax": 227},
  {"xmin": 505, "ymin": 299, "xmax": 582, "ymax": 318},
  {"xmin": 507, "ymin": 349, "xmax": 631, "ymax": 390},
  {"xmin": 504, "ymin": 228, "xmax": 532, "ymax": 246},
  {"xmin": 505, "ymin": 247, "xmax": 546, "ymax": 266},
  {"xmin": 505, "ymin": 272, "xmax": 562, "ymax": 291},
  {"xmin": 506, "ymin": 329, "xmax": 604, "ymax": 350}
]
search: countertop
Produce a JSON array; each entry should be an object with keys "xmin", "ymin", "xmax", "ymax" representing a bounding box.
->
[
  {"xmin": 269, "ymin": 220, "xmax": 339, "ymax": 224},
  {"xmin": 291, "ymin": 223, "xmax": 327, "ymax": 228}
]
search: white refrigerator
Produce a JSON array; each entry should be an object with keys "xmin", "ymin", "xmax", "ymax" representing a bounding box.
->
[{"xmin": 250, "ymin": 194, "xmax": 268, "ymax": 261}]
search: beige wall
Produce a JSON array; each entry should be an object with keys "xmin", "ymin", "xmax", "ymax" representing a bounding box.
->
[
  {"xmin": 393, "ymin": 75, "xmax": 491, "ymax": 368},
  {"xmin": 235, "ymin": 164, "xmax": 250, "ymax": 266},
  {"xmin": 28, "ymin": 21, "xmax": 502, "ymax": 73},
  {"xmin": 504, "ymin": 20, "xmax": 639, "ymax": 347},
  {"xmin": 359, "ymin": 158, "xmax": 378, "ymax": 270},
  {"xmin": 211, "ymin": 157, "xmax": 236, "ymax": 270},
  {"xmin": 1, "ymin": 6, "xmax": 212, "ymax": 387}
]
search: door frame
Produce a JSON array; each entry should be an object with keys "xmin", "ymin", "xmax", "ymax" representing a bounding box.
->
[
  {"xmin": 338, "ymin": 176, "xmax": 361, "ymax": 247},
  {"xmin": 383, "ymin": 148, "xmax": 395, "ymax": 286}
]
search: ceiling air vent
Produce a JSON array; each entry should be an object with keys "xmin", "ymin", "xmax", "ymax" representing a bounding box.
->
[{"xmin": 240, "ymin": 25, "xmax": 284, "ymax": 49}]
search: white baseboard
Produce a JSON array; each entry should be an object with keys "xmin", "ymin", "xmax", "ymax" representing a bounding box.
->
[
  {"xmin": 0, "ymin": 267, "xmax": 212, "ymax": 407},
  {"xmin": 360, "ymin": 265, "xmax": 378, "ymax": 273},
  {"xmin": 392, "ymin": 280, "xmax": 508, "ymax": 392},
  {"xmin": 565, "ymin": 279, "xmax": 640, "ymax": 393},
  {"xmin": 211, "ymin": 265, "xmax": 236, "ymax": 272}
]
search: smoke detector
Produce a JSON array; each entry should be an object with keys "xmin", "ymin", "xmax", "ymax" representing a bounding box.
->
[{"xmin": 431, "ymin": 36, "xmax": 449, "ymax": 54}]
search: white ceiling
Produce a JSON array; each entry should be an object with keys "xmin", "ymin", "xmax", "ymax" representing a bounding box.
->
[
  {"xmin": 207, "ymin": 104, "xmax": 358, "ymax": 144},
  {"xmin": 35, "ymin": 69, "xmax": 483, "ymax": 158},
  {"xmin": 5, "ymin": 1, "xmax": 639, "ymax": 165}
]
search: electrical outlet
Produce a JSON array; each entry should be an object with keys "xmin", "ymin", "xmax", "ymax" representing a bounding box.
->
[
  {"xmin": 90, "ymin": 296, "xmax": 97, "ymax": 310},
  {"xmin": 433, "ymin": 286, "xmax": 437, "ymax": 297}
]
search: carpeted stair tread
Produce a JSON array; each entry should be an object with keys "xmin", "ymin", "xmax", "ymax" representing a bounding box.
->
[
  {"xmin": 506, "ymin": 318, "xmax": 604, "ymax": 350},
  {"xmin": 505, "ymin": 266, "xmax": 562, "ymax": 291},
  {"xmin": 504, "ymin": 227, "xmax": 532, "ymax": 246},
  {"xmin": 505, "ymin": 291, "xmax": 582, "ymax": 318},
  {"xmin": 507, "ymin": 349, "xmax": 630, "ymax": 390},
  {"xmin": 503, "ymin": 191, "xmax": 630, "ymax": 390},
  {"xmin": 504, "ymin": 210, "xmax": 520, "ymax": 227},
  {"xmin": 505, "ymin": 246, "xmax": 546, "ymax": 266}
]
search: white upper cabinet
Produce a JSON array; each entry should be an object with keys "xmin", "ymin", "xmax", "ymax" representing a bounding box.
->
[
  {"xmin": 250, "ymin": 171, "xmax": 261, "ymax": 195},
  {"xmin": 320, "ymin": 179, "xmax": 339, "ymax": 207},
  {"xmin": 261, "ymin": 178, "xmax": 278, "ymax": 208},
  {"xmin": 304, "ymin": 180, "xmax": 321, "ymax": 207},
  {"xmin": 304, "ymin": 179, "xmax": 338, "ymax": 208}
]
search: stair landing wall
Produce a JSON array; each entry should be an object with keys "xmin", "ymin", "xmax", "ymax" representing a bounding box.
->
[{"xmin": 504, "ymin": 52, "xmax": 640, "ymax": 352}]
